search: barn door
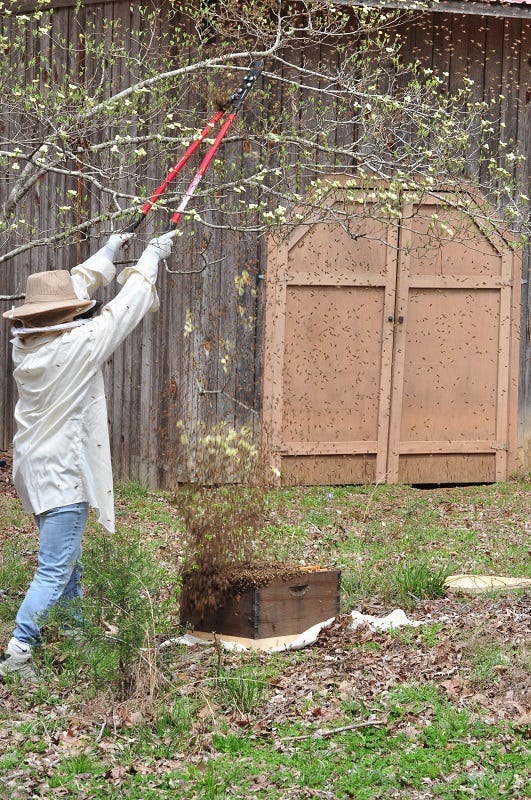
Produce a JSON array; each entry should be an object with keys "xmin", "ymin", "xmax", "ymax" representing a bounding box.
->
[
  {"xmin": 263, "ymin": 206, "xmax": 399, "ymax": 485},
  {"xmin": 262, "ymin": 189, "xmax": 521, "ymax": 485},
  {"xmin": 387, "ymin": 194, "xmax": 521, "ymax": 484}
]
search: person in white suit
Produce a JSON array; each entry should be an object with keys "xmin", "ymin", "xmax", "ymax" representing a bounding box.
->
[{"xmin": 0, "ymin": 230, "xmax": 174, "ymax": 682}]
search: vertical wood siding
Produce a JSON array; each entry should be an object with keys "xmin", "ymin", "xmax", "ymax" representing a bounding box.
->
[{"xmin": 1, "ymin": 3, "xmax": 529, "ymax": 483}]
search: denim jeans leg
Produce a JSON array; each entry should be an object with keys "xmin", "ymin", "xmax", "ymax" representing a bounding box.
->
[
  {"xmin": 13, "ymin": 502, "xmax": 88, "ymax": 646},
  {"xmin": 57, "ymin": 549, "xmax": 84, "ymax": 631}
]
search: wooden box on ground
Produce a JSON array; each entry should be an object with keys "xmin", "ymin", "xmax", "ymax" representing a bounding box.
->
[{"xmin": 184, "ymin": 567, "xmax": 341, "ymax": 640}]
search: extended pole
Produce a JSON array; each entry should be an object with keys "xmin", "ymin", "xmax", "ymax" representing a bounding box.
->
[
  {"xmin": 123, "ymin": 60, "xmax": 263, "ymax": 234},
  {"xmin": 169, "ymin": 60, "xmax": 264, "ymax": 230}
]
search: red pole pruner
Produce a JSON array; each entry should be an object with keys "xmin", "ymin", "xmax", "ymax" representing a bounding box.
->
[{"xmin": 123, "ymin": 60, "xmax": 264, "ymax": 234}]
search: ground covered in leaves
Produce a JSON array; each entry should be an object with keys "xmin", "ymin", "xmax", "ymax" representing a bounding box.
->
[
  {"xmin": 0, "ymin": 455, "xmax": 529, "ymax": 799},
  {"xmin": 0, "ymin": 594, "xmax": 529, "ymax": 799}
]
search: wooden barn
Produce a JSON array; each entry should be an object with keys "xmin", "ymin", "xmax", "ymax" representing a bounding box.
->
[{"xmin": 1, "ymin": 0, "xmax": 529, "ymax": 487}]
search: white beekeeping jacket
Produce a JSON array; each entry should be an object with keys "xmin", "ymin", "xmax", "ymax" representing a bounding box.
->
[{"xmin": 9, "ymin": 248, "xmax": 159, "ymax": 532}]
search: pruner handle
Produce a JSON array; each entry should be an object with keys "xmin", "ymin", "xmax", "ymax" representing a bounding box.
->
[{"xmin": 122, "ymin": 214, "xmax": 145, "ymax": 235}]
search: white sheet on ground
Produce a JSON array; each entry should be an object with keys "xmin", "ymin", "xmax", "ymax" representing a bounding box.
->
[
  {"xmin": 350, "ymin": 608, "xmax": 422, "ymax": 631},
  {"xmin": 159, "ymin": 608, "xmax": 423, "ymax": 653},
  {"xmin": 159, "ymin": 617, "xmax": 336, "ymax": 653}
]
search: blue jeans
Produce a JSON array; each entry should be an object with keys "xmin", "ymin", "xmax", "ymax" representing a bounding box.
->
[{"xmin": 13, "ymin": 502, "xmax": 88, "ymax": 646}]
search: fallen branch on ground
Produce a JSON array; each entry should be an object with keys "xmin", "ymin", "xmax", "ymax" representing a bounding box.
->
[{"xmin": 277, "ymin": 719, "xmax": 387, "ymax": 741}]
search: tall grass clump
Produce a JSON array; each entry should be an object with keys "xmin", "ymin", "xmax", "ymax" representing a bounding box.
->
[
  {"xmin": 392, "ymin": 559, "xmax": 453, "ymax": 606},
  {"xmin": 214, "ymin": 662, "xmax": 269, "ymax": 714}
]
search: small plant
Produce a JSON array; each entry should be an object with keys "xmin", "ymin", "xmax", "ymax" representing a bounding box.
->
[
  {"xmin": 152, "ymin": 697, "xmax": 196, "ymax": 740},
  {"xmin": 341, "ymin": 569, "xmax": 392, "ymax": 611},
  {"xmin": 59, "ymin": 753, "xmax": 105, "ymax": 777},
  {"xmin": 421, "ymin": 704, "xmax": 473, "ymax": 746},
  {"xmin": 0, "ymin": 540, "xmax": 32, "ymax": 621},
  {"xmin": 420, "ymin": 622, "xmax": 444, "ymax": 647},
  {"xmin": 80, "ymin": 525, "xmax": 169, "ymax": 699},
  {"xmin": 214, "ymin": 663, "xmax": 269, "ymax": 714},
  {"xmin": 466, "ymin": 638, "xmax": 515, "ymax": 688},
  {"xmin": 392, "ymin": 559, "xmax": 453, "ymax": 606},
  {"xmin": 472, "ymin": 648, "xmax": 510, "ymax": 686}
]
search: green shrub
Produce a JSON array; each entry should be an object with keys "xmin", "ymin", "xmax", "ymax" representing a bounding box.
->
[
  {"xmin": 80, "ymin": 525, "xmax": 170, "ymax": 698},
  {"xmin": 392, "ymin": 559, "xmax": 453, "ymax": 606}
]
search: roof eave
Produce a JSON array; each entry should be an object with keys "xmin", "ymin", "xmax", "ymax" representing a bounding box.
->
[{"xmin": 337, "ymin": 0, "xmax": 531, "ymax": 19}]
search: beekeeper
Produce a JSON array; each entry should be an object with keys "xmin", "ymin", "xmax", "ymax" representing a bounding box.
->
[{"xmin": 0, "ymin": 230, "xmax": 174, "ymax": 682}]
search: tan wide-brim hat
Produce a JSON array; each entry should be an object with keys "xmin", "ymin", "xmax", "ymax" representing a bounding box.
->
[{"xmin": 2, "ymin": 270, "xmax": 93, "ymax": 321}]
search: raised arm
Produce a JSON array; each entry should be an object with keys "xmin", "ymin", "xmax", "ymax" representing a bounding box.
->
[{"xmin": 81, "ymin": 232, "xmax": 175, "ymax": 365}]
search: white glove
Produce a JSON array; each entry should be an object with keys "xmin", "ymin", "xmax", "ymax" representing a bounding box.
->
[
  {"xmin": 105, "ymin": 231, "xmax": 134, "ymax": 258},
  {"xmin": 120, "ymin": 232, "xmax": 174, "ymax": 284},
  {"xmin": 147, "ymin": 231, "xmax": 175, "ymax": 261},
  {"xmin": 116, "ymin": 231, "xmax": 175, "ymax": 287}
]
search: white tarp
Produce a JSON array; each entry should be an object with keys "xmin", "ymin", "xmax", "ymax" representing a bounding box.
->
[{"xmin": 161, "ymin": 608, "xmax": 422, "ymax": 653}]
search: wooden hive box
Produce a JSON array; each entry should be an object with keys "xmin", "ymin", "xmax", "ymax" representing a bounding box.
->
[{"xmin": 183, "ymin": 567, "xmax": 341, "ymax": 640}]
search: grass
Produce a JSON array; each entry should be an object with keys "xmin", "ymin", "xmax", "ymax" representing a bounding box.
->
[
  {"xmin": 0, "ymin": 539, "xmax": 33, "ymax": 621},
  {"xmin": 392, "ymin": 559, "xmax": 454, "ymax": 606},
  {"xmin": 18, "ymin": 704, "xmax": 523, "ymax": 800},
  {"xmin": 214, "ymin": 662, "xmax": 270, "ymax": 713},
  {"xmin": 0, "ymin": 477, "xmax": 530, "ymax": 799}
]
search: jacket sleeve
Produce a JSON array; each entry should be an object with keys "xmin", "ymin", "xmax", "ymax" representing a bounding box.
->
[
  {"xmin": 70, "ymin": 245, "xmax": 117, "ymax": 300},
  {"xmin": 81, "ymin": 268, "xmax": 159, "ymax": 366}
]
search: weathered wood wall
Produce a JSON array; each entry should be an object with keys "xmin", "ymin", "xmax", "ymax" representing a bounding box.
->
[
  {"xmin": 1, "ymin": 1, "xmax": 529, "ymax": 484},
  {"xmin": 396, "ymin": 9, "xmax": 530, "ymax": 470},
  {"xmin": 0, "ymin": 0, "xmax": 265, "ymax": 488}
]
